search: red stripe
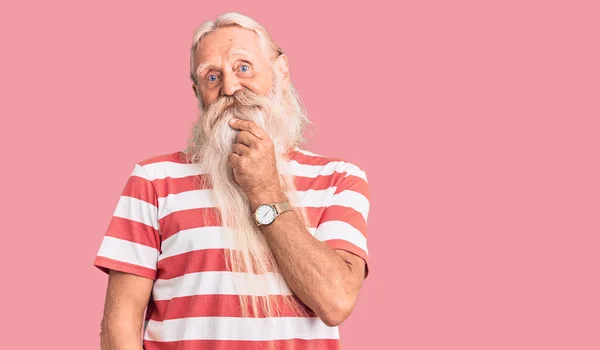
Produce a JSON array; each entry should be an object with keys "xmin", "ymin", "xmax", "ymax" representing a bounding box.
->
[
  {"xmin": 105, "ymin": 216, "xmax": 160, "ymax": 249},
  {"xmin": 158, "ymin": 207, "xmax": 326, "ymax": 245},
  {"xmin": 153, "ymin": 174, "xmax": 209, "ymax": 198},
  {"xmin": 157, "ymin": 249, "xmax": 229, "ymax": 278},
  {"xmin": 155, "ymin": 230, "xmax": 366, "ymax": 281},
  {"xmin": 327, "ymin": 239, "xmax": 370, "ymax": 278},
  {"xmin": 138, "ymin": 150, "xmax": 344, "ymax": 168},
  {"xmin": 157, "ymin": 249, "xmax": 277, "ymax": 279},
  {"xmin": 138, "ymin": 152, "xmax": 185, "ymax": 166},
  {"xmin": 325, "ymin": 239, "xmax": 369, "ymax": 269},
  {"xmin": 318, "ymin": 205, "xmax": 367, "ymax": 236},
  {"xmin": 290, "ymin": 150, "xmax": 344, "ymax": 166},
  {"xmin": 159, "ymin": 208, "xmax": 222, "ymax": 241},
  {"xmin": 148, "ymin": 294, "xmax": 315, "ymax": 321},
  {"xmin": 144, "ymin": 339, "xmax": 340, "ymax": 350},
  {"xmin": 94, "ymin": 256, "xmax": 157, "ymax": 280},
  {"xmin": 151, "ymin": 173, "xmax": 345, "ymax": 199},
  {"xmin": 294, "ymin": 174, "xmax": 337, "ymax": 191},
  {"xmin": 334, "ymin": 175, "xmax": 369, "ymax": 198},
  {"xmin": 122, "ymin": 175, "xmax": 158, "ymax": 206}
]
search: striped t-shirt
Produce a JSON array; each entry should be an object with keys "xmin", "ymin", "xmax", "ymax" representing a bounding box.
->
[{"xmin": 94, "ymin": 147, "xmax": 370, "ymax": 349}]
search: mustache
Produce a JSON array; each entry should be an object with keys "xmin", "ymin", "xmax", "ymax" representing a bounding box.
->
[
  {"xmin": 202, "ymin": 89, "xmax": 274, "ymax": 132},
  {"xmin": 204, "ymin": 90, "xmax": 265, "ymax": 116}
]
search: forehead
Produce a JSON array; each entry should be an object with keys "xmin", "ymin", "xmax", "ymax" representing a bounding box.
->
[{"xmin": 195, "ymin": 26, "xmax": 263, "ymax": 65}]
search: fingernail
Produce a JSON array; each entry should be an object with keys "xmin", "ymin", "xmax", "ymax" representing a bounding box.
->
[{"xmin": 230, "ymin": 118, "xmax": 238, "ymax": 124}]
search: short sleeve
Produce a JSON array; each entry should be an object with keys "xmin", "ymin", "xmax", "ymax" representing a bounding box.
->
[
  {"xmin": 314, "ymin": 163, "xmax": 371, "ymax": 277},
  {"xmin": 93, "ymin": 164, "xmax": 161, "ymax": 280}
]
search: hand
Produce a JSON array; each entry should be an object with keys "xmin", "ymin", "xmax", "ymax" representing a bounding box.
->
[{"xmin": 228, "ymin": 118, "xmax": 286, "ymax": 208}]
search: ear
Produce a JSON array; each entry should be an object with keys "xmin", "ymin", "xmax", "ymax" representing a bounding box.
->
[
  {"xmin": 192, "ymin": 84, "xmax": 198, "ymax": 98},
  {"xmin": 274, "ymin": 54, "xmax": 290, "ymax": 83}
]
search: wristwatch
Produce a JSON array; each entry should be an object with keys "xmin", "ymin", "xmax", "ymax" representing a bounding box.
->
[{"xmin": 253, "ymin": 201, "xmax": 293, "ymax": 226}]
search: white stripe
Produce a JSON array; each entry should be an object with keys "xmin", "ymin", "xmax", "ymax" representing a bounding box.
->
[
  {"xmin": 130, "ymin": 164, "xmax": 151, "ymax": 180},
  {"xmin": 296, "ymin": 189, "xmax": 369, "ymax": 222},
  {"xmin": 158, "ymin": 189, "xmax": 214, "ymax": 219},
  {"xmin": 114, "ymin": 196, "xmax": 159, "ymax": 230},
  {"xmin": 160, "ymin": 226, "xmax": 319, "ymax": 261},
  {"xmin": 315, "ymin": 221, "xmax": 368, "ymax": 254},
  {"xmin": 144, "ymin": 316, "xmax": 339, "ymax": 342},
  {"xmin": 137, "ymin": 153, "xmax": 366, "ymax": 183},
  {"xmin": 295, "ymin": 147, "xmax": 322, "ymax": 157},
  {"xmin": 142, "ymin": 161, "xmax": 205, "ymax": 180},
  {"xmin": 294, "ymin": 148, "xmax": 367, "ymax": 181},
  {"xmin": 160, "ymin": 226, "xmax": 318, "ymax": 261},
  {"xmin": 159, "ymin": 226, "xmax": 239, "ymax": 261},
  {"xmin": 343, "ymin": 165, "xmax": 367, "ymax": 182},
  {"xmin": 158, "ymin": 188, "xmax": 336, "ymax": 220},
  {"xmin": 152, "ymin": 271, "xmax": 293, "ymax": 300},
  {"xmin": 97, "ymin": 236, "xmax": 158, "ymax": 270},
  {"xmin": 290, "ymin": 161, "xmax": 368, "ymax": 182},
  {"xmin": 292, "ymin": 187, "xmax": 337, "ymax": 208},
  {"xmin": 330, "ymin": 190, "xmax": 370, "ymax": 222}
]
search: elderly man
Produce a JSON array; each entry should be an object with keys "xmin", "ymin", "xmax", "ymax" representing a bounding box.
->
[{"xmin": 94, "ymin": 12, "xmax": 370, "ymax": 350}]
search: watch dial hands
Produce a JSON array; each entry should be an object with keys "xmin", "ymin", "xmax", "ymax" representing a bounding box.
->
[{"xmin": 257, "ymin": 206, "xmax": 276, "ymax": 224}]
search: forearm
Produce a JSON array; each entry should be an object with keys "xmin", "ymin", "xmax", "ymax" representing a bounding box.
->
[
  {"xmin": 100, "ymin": 316, "xmax": 145, "ymax": 350},
  {"xmin": 100, "ymin": 274, "xmax": 148, "ymax": 350},
  {"xmin": 100, "ymin": 321, "xmax": 144, "ymax": 350},
  {"xmin": 250, "ymin": 196, "xmax": 357, "ymax": 325}
]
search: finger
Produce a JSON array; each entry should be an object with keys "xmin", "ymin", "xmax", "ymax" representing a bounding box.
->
[
  {"xmin": 236, "ymin": 131, "xmax": 257, "ymax": 148},
  {"xmin": 228, "ymin": 152, "xmax": 241, "ymax": 167},
  {"xmin": 229, "ymin": 118, "xmax": 265, "ymax": 140},
  {"xmin": 232, "ymin": 143, "xmax": 250, "ymax": 156}
]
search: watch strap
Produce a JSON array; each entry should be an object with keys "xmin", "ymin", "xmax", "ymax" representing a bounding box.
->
[{"xmin": 273, "ymin": 201, "xmax": 292, "ymax": 215}]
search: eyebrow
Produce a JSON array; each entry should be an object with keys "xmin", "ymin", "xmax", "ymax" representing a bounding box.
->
[
  {"xmin": 196, "ymin": 62, "xmax": 218, "ymax": 77},
  {"xmin": 229, "ymin": 48, "xmax": 252, "ymax": 57}
]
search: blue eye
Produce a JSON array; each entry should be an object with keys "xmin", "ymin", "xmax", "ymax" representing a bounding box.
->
[
  {"xmin": 239, "ymin": 65, "xmax": 250, "ymax": 73},
  {"xmin": 207, "ymin": 74, "xmax": 219, "ymax": 82}
]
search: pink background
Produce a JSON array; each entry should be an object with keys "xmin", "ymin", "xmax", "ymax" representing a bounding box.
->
[{"xmin": 1, "ymin": 0, "xmax": 599, "ymax": 349}]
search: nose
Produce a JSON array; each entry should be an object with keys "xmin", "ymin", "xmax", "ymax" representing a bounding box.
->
[{"xmin": 221, "ymin": 71, "xmax": 242, "ymax": 96}]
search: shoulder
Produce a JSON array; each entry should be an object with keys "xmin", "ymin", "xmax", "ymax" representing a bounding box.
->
[
  {"xmin": 290, "ymin": 147, "xmax": 368, "ymax": 183},
  {"xmin": 131, "ymin": 150, "xmax": 201, "ymax": 181},
  {"xmin": 136, "ymin": 150, "xmax": 187, "ymax": 167}
]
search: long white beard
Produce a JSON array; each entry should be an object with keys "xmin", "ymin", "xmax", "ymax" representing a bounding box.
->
[{"xmin": 184, "ymin": 72, "xmax": 309, "ymax": 318}]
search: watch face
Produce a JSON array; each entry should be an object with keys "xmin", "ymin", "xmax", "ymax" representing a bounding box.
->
[{"xmin": 256, "ymin": 204, "xmax": 276, "ymax": 225}]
